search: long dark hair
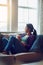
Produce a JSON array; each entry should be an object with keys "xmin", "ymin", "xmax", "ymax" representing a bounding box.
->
[{"xmin": 26, "ymin": 24, "xmax": 37, "ymax": 36}]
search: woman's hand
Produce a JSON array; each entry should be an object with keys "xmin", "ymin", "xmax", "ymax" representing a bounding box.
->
[{"xmin": 21, "ymin": 41, "xmax": 27, "ymax": 46}]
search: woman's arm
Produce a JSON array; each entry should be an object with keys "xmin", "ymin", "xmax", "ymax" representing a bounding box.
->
[{"xmin": 21, "ymin": 41, "xmax": 27, "ymax": 46}]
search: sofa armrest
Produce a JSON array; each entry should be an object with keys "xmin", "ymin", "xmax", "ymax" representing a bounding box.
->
[{"xmin": 14, "ymin": 52, "xmax": 43, "ymax": 63}]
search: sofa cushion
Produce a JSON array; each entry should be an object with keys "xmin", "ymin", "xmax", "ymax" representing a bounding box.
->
[
  {"xmin": 29, "ymin": 35, "xmax": 43, "ymax": 53},
  {"xmin": 15, "ymin": 52, "xmax": 43, "ymax": 63}
]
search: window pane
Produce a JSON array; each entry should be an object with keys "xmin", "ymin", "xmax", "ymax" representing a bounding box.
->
[
  {"xmin": 0, "ymin": 6, "xmax": 8, "ymax": 32},
  {"xmin": 18, "ymin": 0, "xmax": 28, "ymax": 7},
  {"xmin": 28, "ymin": 9, "xmax": 38, "ymax": 30},
  {"xmin": 0, "ymin": 6, "xmax": 8, "ymax": 21},
  {"xmin": 0, "ymin": 23, "xmax": 7, "ymax": 32},
  {"xmin": 18, "ymin": 0, "xmax": 38, "ymax": 32},
  {"xmin": 18, "ymin": 0, "xmax": 38, "ymax": 8},
  {"xmin": 18, "ymin": 22, "xmax": 26, "ymax": 32},
  {"xmin": 18, "ymin": 8, "xmax": 29, "ymax": 32},
  {"xmin": 0, "ymin": 0, "xmax": 7, "ymax": 4},
  {"xmin": 28, "ymin": 0, "xmax": 38, "ymax": 8},
  {"xmin": 18, "ymin": 8, "xmax": 38, "ymax": 32}
]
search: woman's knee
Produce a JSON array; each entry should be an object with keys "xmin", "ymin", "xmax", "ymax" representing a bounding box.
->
[{"xmin": 9, "ymin": 36, "xmax": 18, "ymax": 43}]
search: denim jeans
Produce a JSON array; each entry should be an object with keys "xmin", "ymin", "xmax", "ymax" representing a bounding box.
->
[
  {"xmin": 2, "ymin": 37, "xmax": 8, "ymax": 50},
  {"xmin": 4, "ymin": 36, "xmax": 26, "ymax": 54}
]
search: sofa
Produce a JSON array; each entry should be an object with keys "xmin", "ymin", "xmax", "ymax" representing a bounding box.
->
[{"xmin": 0, "ymin": 33, "xmax": 43, "ymax": 63}]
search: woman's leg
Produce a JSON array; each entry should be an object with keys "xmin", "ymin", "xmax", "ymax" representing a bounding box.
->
[
  {"xmin": 2, "ymin": 37, "xmax": 8, "ymax": 50},
  {"xmin": 4, "ymin": 36, "xmax": 26, "ymax": 54}
]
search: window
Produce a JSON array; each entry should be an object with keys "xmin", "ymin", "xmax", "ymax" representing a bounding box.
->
[
  {"xmin": 18, "ymin": 0, "xmax": 38, "ymax": 32},
  {"xmin": 0, "ymin": 0, "xmax": 7, "ymax": 4},
  {"xmin": 0, "ymin": 0, "xmax": 11, "ymax": 32},
  {"xmin": 0, "ymin": 0, "xmax": 8, "ymax": 32}
]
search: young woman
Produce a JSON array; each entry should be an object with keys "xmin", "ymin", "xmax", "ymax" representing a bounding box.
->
[{"xmin": 3, "ymin": 24, "xmax": 37, "ymax": 54}]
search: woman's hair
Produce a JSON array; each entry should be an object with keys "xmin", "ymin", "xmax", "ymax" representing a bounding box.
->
[{"xmin": 26, "ymin": 24, "xmax": 37, "ymax": 36}]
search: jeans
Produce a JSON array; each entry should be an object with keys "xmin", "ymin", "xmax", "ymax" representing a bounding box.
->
[
  {"xmin": 2, "ymin": 37, "xmax": 8, "ymax": 50},
  {"xmin": 4, "ymin": 36, "xmax": 26, "ymax": 54}
]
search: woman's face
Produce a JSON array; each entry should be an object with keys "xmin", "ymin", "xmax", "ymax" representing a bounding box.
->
[{"xmin": 25, "ymin": 26, "xmax": 30, "ymax": 33}]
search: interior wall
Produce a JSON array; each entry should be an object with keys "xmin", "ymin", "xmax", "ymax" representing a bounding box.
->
[
  {"xmin": 37, "ymin": 0, "xmax": 43, "ymax": 35},
  {"xmin": 40, "ymin": 0, "xmax": 43, "ymax": 34},
  {"xmin": 11, "ymin": 0, "xmax": 18, "ymax": 32}
]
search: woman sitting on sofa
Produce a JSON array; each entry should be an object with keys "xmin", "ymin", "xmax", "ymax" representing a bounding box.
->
[{"xmin": 3, "ymin": 24, "xmax": 37, "ymax": 54}]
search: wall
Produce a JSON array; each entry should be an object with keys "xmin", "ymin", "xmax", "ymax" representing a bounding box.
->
[
  {"xmin": 11, "ymin": 0, "xmax": 18, "ymax": 32},
  {"xmin": 40, "ymin": 0, "xmax": 43, "ymax": 34},
  {"xmin": 38, "ymin": 0, "xmax": 43, "ymax": 34}
]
